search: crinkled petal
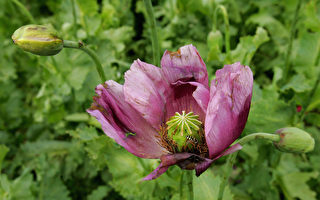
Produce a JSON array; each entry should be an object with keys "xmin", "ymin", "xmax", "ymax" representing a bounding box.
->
[
  {"xmin": 195, "ymin": 143, "xmax": 242, "ymax": 176},
  {"xmin": 164, "ymin": 81, "xmax": 208, "ymax": 121},
  {"xmin": 142, "ymin": 163, "xmax": 169, "ymax": 181},
  {"xmin": 87, "ymin": 80, "xmax": 168, "ymax": 159},
  {"xmin": 143, "ymin": 153, "xmax": 191, "ymax": 180},
  {"xmin": 124, "ymin": 60, "xmax": 169, "ymax": 129},
  {"xmin": 195, "ymin": 158, "xmax": 214, "ymax": 176},
  {"xmin": 205, "ymin": 62, "xmax": 253, "ymax": 158},
  {"xmin": 161, "ymin": 44, "xmax": 209, "ymax": 87},
  {"xmin": 218, "ymin": 143, "xmax": 242, "ymax": 157},
  {"xmin": 143, "ymin": 144, "xmax": 242, "ymax": 180},
  {"xmin": 187, "ymin": 81, "xmax": 210, "ymax": 113}
]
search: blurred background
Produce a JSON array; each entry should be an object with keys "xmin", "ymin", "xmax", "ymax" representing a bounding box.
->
[{"xmin": 0, "ymin": 0, "xmax": 319, "ymax": 199}]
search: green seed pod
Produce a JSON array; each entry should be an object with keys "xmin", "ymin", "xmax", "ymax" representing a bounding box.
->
[
  {"xmin": 12, "ymin": 24, "xmax": 63, "ymax": 56},
  {"xmin": 274, "ymin": 127, "xmax": 315, "ymax": 153}
]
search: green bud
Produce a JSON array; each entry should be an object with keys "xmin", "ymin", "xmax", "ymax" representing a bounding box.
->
[
  {"xmin": 12, "ymin": 24, "xmax": 63, "ymax": 56},
  {"xmin": 274, "ymin": 127, "xmax": 315, "ymax": 153}
]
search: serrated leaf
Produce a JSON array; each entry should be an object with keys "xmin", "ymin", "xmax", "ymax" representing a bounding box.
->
[
  {"xmin": 68, "ymin": 125, "xmax": 99, "ymax": 141},
  {"xmin": 0, "ymin": 171, "xmax": 35, "ymax": 200},
  {"xmin": 231, "ymin": 27, "xmax": 269, "ymax": 65},
  {"xmin": 293, "ymin": 31, "xmax": 320, "ymax": 69},
  {"xmin": 40, "ymin": 177, "xmax": 71, "ymax": 200},
  {"xmin": 87, "ymin": 185, "xmax": 111, "ymax": 200},
  {"xmin": 246, "ymin": 11, "xmax": 288, "ymax": 51},
  {"xmin": 67, "ymin": 66, "xmax": 90, "ymax": 90},
  {"xmin": 245, "ymin": 84, "xmax": 294, "ymax": 133},
  {"xmin": 303, "ymin": 1, "xmax": 320, "ymax": 32},
  {"xmin": 281, "ymin": 171, "xmax": 318, "ymax": 200},
  {"xmin": 194, "ymin": 170, "xmax": 233, "ymax": 200},
  {"xmin": 76, "ymin": 0, "xmax": 98, "ymax": 16},
  {"xmin": 85, "ymin": 136, "xmax": 177, "ymax": 200},
  {"xmin": 281, "ymin": 74, "xmax": 313, "ymax": 93},
  {"xmin": 21, "ymin": 141, "xmax": 73, "ymax": 156}
]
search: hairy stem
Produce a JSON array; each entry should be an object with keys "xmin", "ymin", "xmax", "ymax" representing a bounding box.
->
[
  {"xmin": 214, "ymin": 5, "xmax": 231, "ymax": 61},
  {"xmin": 63, "ymin": 40, "xmax": 106, "ymax": 82},
  {"xmin": 237, "ymin": 132, "xmax": 280, "ymax": 145},
  {"xmin": 11, "ymin": 0, "xmax": 35, "ymax": 23},
  {"xmin": 143, "ymin": 0, "xmax": 160, "ymax": 67},
  {"xmin": 282, "ymin": 0, "xmax": 302, "ymax": 83}
]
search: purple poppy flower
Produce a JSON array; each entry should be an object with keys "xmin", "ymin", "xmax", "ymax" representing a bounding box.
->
[{"xmin": 87, "ymin": 44, "xmax": 253, "ymax": 180}]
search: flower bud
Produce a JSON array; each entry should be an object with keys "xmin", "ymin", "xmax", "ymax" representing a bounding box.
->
[
  {"xmin": 274, "ymin": 127, "xmax": 315, "ymax": 153},
  {"xmin": 12, "ymin": 24, "xmax": 63, "ymax": 56}
]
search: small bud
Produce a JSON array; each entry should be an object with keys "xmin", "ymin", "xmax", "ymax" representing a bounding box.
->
[
  {"xmin": 12, "ymin": 24, "xmax": 63, "ymax": 56},
  {"xmin": 274, "ymin": 127, "xmax": 315, "ymax": 153}
]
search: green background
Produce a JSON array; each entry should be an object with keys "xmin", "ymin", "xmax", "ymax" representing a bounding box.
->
[{"xmin": 0, "ymin": 0, "xmax": 319, "ymax": 199}]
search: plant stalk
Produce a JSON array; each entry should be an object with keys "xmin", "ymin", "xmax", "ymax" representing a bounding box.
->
[
  {"xmin": 71, "ymin": 0, "xmax": 77, "ymax": 36},
  {"xmin": 282, "ymin": 0, "xmax": 302, "ymax": 83},
  {"xmin": 214, "ymin": 5, "xmax": 231, "ymax": 61},
  {"xmin": 237, "ymin": 132, "xmax": 280, "ymax": 145},
  {"xmin": 143, "ymin": 0, "xmax": 160, "ymax": 67},
  {"xmin": 179, "ymin": 171, "xmax": 184, "ymax": 200},
  {"xmin": 63, "ymin": 40, "xmax": 106, "ymax": 82}
]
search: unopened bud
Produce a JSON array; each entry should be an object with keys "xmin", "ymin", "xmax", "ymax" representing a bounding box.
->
[
  {"xmin": 274, "ymin": 127, "xmax": 314, "ymax": 153},
  {"xmin": 12, "ymin": 24, "xmax": 63, "ymax": 56}
]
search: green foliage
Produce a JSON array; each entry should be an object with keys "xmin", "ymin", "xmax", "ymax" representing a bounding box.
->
[
  {"xmin": 0, "ymin": 145, "xmax": 9, "ymax": 172},
  {"xmin": 0, "ymin": 0, "xmax": 319, "ymax": 199},
  {"xmin": 194, "ymin": 170, "xmax": 233, "ymax": 200}
]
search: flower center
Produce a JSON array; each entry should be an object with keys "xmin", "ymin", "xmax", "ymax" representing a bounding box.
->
[
  {"xmin": 166, "ymin": 110, "xmax": 202, "ymax": 134},
  {"xmin": 158, "ymin": 111, "xmax": 208, "ymax": 155}
]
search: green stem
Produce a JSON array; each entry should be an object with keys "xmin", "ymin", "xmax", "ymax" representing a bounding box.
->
[
  {"xmin": 185, "ymin": 170, "xmax": 193, "ymax": 200},
  {"xmin": 143, "ymin": 0, "xmax": 160, "ymax": 67},
  {"xmin": 11, "ymin": 0, "xmax": 36, "ymax": 23},
  {"xmin": 214, "ymin": 5, "xmax": 231, "ymax": 61},
  {"xmin": 217, "ymin": 132, "xmax": 280, "ymax": 199},
  {"xmin": 179, "ymin": 171, "xmax": 184, "ymax": 200},
  {"xmin": 282, "ymin": 0, "xmax": 302, "ymax": 83},
  {"xmin": 63, "ymin": 40, "xmax": 106, "ymax": 82},
  {"xmin": 217, "ymin": 152, "xmax": 238, "ymax": 200},
  {"xmin": 237, "ymin": 132, "xmax": 280, "ymax": 145},
  {"xmin": 71, "ymin": 0, "xmax": 77, "ymax": 36}
]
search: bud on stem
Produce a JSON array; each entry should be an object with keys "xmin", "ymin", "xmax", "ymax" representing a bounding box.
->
[
  {"xmin": 12, "ymin": 24, "xmax": 106, "ymax": 83},
  {"xmin": 12, "ymin": 24, "xmax": 63, "ymax": 56},
  {"xmin": 274, "ymin": 127, "xmax": 314, "ymax": 153}
]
